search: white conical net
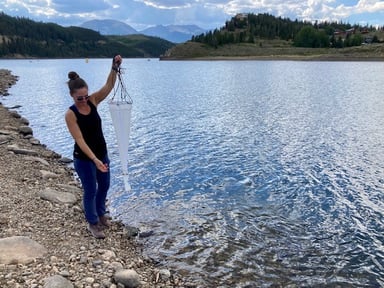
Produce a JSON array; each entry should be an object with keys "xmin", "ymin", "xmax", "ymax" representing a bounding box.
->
[{"xmin": 109, "ymin": 68, "xmax": 133, "ymax": 191}]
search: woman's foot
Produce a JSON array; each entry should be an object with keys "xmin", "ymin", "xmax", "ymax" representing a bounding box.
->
[
  {"xmin": 99, "ymin": 215, "xmax": 111, "ymax": 228},
  {"xmin": 87, "ymin": 223, "xmax": 105, "ymax": 239}
]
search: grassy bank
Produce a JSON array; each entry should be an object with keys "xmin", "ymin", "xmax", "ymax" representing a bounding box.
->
[{"xmin": 161, "ymin": 41, "xmax": 384, "ymax": 61}]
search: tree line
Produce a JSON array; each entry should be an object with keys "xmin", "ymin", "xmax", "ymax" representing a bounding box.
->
[
  {"xmin": 0, "ymin": 12, "xmax": 174, "ymax": 58},
  {"xmin": 191, "ymin": 13, "xmax": 383, "ymax": 48}
]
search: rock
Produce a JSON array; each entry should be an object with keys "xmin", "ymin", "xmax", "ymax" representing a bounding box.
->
[
  {"xmin": 59, "ymin": 157, "xmax": 73, "ymax": 164},
  {"xmin": 38, "ymin": 187, "xmax": 78, "ymax": 205},
  {"xmin": 19, "ymin": 125, "xmax": 33, "ymax": 135},
  {"xmin": 7, "ymin": 144, "xmax": 39, "ymax": 156},
  {"xmin": 0, "ymin": 215, "xmax": 9, "ymax": 225},
  {"xmin": 42, "ymin": 149, "xmax": 61, "ymax": 158},
  {"xmin": 114, "ymin": 269, "xmax": 141, "ymax": 288},
  {"xmin": 139, "ymin": 230, "xmax": 155, "ymax": 238},
  {"xmin": 124, "ymin": 226, "xmax": 140, "ymax": 238},
  {"xmin": 0, "ymin": 236, "xmax": 47, "ymax": 265},
  {"xmin": 59, "ymin": 270, "xmax": 70, "ymax": 277},
  {"xmin": 43, "ymin": 275, "xmax": 74, "ymax": 288},
  {"xmin": 25, "ymin": 156, "xmax": 50, "ymax": 166},
  {"xmin": 29, "ymin": 137, "xmax": 41, "ymax": 145},
  {"xmin": 0, "ymin": 134, "xmax": 11, "ymax": 143},
  {"xmin": 158, "ymin": 269, "xmax": 171, "ymax": 281},
  {"xmin": 84, "ymin": 277, "xmax": 95, "ymax": 284},
  {"xmin": 40, "ymin": 170, "xmax": 59, "ymax": 179},
  {"xmin": 110, "ymin": 262, "xmax": 124, "ymax": 271},
  {"xmin": 7, "ymin": 105, "xmax": 22, "ymax": 109},
  {"xmin": 9, "ymin": 110, "xmax": 21, "ymax": 118},
  {"xmin": 0, "ymin": 129, "xmax": 14, "ymax": 135},
  {"xmin": 20, "ymin": 117, "xmax": 29, "ymax": 125},
  {"xmin": 99, "ymin": 249, "xmax": 116, "ymax": 261},
  {"xmin": 56, "ymin": 184, "xmax": 82, "ymax": 194}
]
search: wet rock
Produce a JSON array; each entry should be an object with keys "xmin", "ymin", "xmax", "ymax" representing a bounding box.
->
[
  {"xmin": 9, "ymin": 110, "xmax": 21, "ymax": 118},
  {"xmin": 20, "ymin": 117, "xmax": 29, "ymax": 125},
  {"xmin": 41, "ymin": 149, "xmax": 61, "ymax": 158},
  {"xmin": 29, "ymin": 137, "xmax": 41, "ymax": 145},
  {"xmin": 19, "ymin": 125, "xmax": 33, "ymax": 135},
  {"xmin": 124, "ymin": 226, "xmax": 140, "ymax": 238},
  {"xmin": 7, "ymin": 105, "xmax": 22, "ymax": 109},
  {"xmin": 59, "ymin": 157, "xmax": 73, "ymax": 164}
]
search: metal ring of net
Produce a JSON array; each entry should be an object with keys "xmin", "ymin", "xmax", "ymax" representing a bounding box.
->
[{"xmin": 110, "ymin": 68, "xmax": 133, "ymax": 104}]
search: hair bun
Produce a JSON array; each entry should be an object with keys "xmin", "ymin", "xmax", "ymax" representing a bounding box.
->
[{"xmin": 68, "ymin": 71, "xmax": 79, "ymax": 81}]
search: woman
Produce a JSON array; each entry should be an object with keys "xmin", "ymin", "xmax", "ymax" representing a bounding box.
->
[{"xmin": 65, "ymin": 55, "xmax": 122, "ymax": 239}]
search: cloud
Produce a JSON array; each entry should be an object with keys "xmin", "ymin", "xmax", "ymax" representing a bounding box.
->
[
  {"xmin": 51, "ymin": 0, "xmax": 111, "ymax": 14},
  {"xmin": 0, "ymin": 0, "xmax": 383, "ymax": 30},
  {"xmin": 135, "ymin": 0, "xmax": 192, "ymax": 9}
]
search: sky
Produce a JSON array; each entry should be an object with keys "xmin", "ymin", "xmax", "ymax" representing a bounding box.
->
[{"xmin": 0, "ymin": 0, "xmax": 384, "ymax": 31}]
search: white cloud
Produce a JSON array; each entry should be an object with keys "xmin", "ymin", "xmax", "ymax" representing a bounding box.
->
[
  {"xmin": 356, "ymin": 0, "xmax": 384, "ymax": 12},
  {"xmin": 0, "ymin": 0, "xmax": 383, "ymax": 29},
  {"xmin": 136, "ymin": 0, "xmax": 191, "ymax": 9}
]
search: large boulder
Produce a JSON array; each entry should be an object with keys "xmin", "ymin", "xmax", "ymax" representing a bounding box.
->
[{"xmin": 0, "ymin": 236, "xmax": 47, "ymax": 264}]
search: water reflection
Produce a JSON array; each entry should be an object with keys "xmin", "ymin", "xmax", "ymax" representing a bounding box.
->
[{"xmin": 2, "ymin": 59, "xmax": 384, "ymax": 286}]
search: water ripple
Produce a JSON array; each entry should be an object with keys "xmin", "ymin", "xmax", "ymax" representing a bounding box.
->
[{"xmin": 3, "ymin": 59, "xmax": 384, "ymax": 287}]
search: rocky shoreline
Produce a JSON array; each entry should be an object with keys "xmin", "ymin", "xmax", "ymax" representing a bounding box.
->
[{"xmin": 0, "ymin": 69, "xmax": 188, "ymax": 288}]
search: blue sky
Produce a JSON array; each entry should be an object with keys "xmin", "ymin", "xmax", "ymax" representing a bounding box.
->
[{"xmin": 0, "ymin": 0, "xmax": 383, "ymax": 31}]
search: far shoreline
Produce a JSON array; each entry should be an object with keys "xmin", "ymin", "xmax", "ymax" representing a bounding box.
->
[
  {"xmin": 0, "ymin": 54, "xmax": 383, "ymax": 62},
  {"xmin": 160, "ymin": 54, "xmax": 384, "ymax": 61}
]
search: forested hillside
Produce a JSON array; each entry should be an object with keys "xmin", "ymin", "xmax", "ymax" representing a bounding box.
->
[
  {"xmin": 0, "ymin": 12, "xmax": 175, "ymax": 58},
  {"xmin": 192, "ymin": 13, "xmax": 383, "ymax": 48}
]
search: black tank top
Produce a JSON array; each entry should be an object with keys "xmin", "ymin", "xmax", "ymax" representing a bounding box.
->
[{"xmin": 69, "ymin": 101, "xmax": 107, "ymax": 160}]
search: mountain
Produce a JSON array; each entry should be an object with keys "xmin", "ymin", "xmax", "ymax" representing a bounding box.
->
[
  {"xmin": 0, "ymin": 12, "xmax": 175, "ymax": 58},
  {"xmin": 141, "ymin": 25, "xmax": 206, "ymax": 43},
  {"xmin": 81, "ymin": 19, "xmax": 138, "ymax": 35},
  {"xmin": 80, "ymin": 20, "xmax": 206, "ymax": 43}
]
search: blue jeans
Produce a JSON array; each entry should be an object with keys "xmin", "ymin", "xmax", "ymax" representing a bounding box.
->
[{"xmin": 74, "ymin": 154, "xmax": 110, "ymax": 225}]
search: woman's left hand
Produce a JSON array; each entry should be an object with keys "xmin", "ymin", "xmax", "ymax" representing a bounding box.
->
[
  {"xmin": 94, "ymin": 158, "xmax": 109, "ymax": 172},
  {"xmin": 112, "ymin": 55, "xmax": 122, "ymax": 70}
]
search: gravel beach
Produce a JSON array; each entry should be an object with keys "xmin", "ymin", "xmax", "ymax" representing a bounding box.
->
[{"xmin": 0, "ymin": 69, "xmax": 187, "ymax": 288}]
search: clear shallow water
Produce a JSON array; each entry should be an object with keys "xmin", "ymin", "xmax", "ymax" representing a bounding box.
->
[{"xmin": 2, "ymin": 59, "xmax": 384, "ymax": 287}]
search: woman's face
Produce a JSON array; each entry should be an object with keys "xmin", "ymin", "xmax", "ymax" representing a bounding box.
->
[{"xmin": 72, "ymin": 87, "xmax": 89, "ymax": 103}]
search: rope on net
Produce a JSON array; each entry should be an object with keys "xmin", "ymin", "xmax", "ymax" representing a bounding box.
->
[{"xmin": 110, "ymin": 68, "xmax": 133, "ymax": 104}]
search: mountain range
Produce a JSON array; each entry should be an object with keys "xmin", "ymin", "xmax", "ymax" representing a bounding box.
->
[{"xmin": 80, "ymin": 20, "xmax": 206, "ymax": 43}]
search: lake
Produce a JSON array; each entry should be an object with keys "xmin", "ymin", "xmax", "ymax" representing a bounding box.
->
[{"xmin": 1, "ymin": 58, "xmax": 384, "ymax": 287}]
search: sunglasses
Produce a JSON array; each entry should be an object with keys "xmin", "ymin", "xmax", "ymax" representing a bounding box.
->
[{"xmin": 76, "ymin": 95, "xmax": 90, "ymax": 101}]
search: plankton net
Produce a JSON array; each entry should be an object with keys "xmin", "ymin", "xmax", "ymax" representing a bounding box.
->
[{"xmin": 109, "ymin": 67, "xmax": 133, "ymax": 191}]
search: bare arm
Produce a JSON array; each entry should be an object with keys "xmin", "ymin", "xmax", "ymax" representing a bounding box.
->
[
  {"xmin": 90, "ymin": 55, "xmax": 122, "ymax": 106},
  {"xmin": 65, "ymin": 109, "xmax": 108, "ymax": 172}
]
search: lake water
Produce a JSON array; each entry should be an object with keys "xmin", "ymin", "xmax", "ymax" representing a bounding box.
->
[{"xmin": 2, "ymin": 58, "xmax": 384, "ymax": 287}]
